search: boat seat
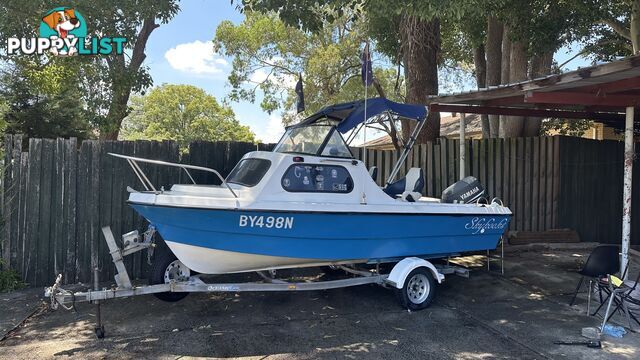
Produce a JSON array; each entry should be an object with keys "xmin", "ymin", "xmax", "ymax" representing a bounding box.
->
[
  {"xmin": 384, "ymin": 167, "xmax": 424, "ymax": 200},
  {"xmin": 369, "ymin": 166, "xmax": 378, "ymax": 182}
]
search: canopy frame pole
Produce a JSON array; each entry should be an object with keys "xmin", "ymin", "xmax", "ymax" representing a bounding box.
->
[
  {"xmin": 346, "ymin": 123, "xmax": 364, "ymax": 145},
  {"xmin": 363, "ymin": 51, "xmax": 369, "ymax": 168},
  {"xmin": 385, "ymin": 113, "xmax": 427, "ymax": 187},
  {"xmin": 621, "ymin": 106, "xmax": 634, "ymax": 279},
  {"xmin": 459, "ymin": 113, "xmax": 466, "ymax": 179},
  {"xmin": 385, "ymin": 110, "xmax": 404, "ymax": 149}
]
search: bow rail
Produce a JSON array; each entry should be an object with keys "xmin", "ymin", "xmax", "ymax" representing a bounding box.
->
[{"xmin": 108, "ymin": 153, "xmax": 238, "ymax": 198}]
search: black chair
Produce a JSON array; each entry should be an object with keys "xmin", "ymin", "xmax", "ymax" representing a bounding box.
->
[{"xmin": 568, "ymin": 245, "xmax": 620, "ymax": 306}]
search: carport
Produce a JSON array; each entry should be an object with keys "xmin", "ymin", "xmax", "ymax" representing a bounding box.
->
[{"xmin": 430, "ymin": 54, "xmax": 640, "ymax": 278}]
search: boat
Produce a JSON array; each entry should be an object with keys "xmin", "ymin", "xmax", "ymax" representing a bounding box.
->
[
  {"xmin": 118, "ymin": 98, "xmax": 512, "ymax": 275},
  {"xmin": 44, "ymin": 98, "xmax": 513, "ymax": 330}
]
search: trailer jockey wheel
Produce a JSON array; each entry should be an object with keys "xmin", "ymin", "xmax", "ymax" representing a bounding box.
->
[
  {"xmin": 149, "ymin": 246, "xmax": 190, "ymax": 302},
  {"xmin": 396, "ymin": 267, "xmax": 436, "ymax": 311},
  {"xmin": 95, "ymin": 325, "xmax": 105, "ymax": 339}
]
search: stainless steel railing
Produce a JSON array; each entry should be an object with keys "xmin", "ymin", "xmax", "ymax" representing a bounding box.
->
[{"xmin": 108, "ymin": 153, "xmax": 238, "ymax": 198}]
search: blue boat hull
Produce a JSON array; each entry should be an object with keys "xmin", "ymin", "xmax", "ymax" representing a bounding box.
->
[{"xmin": 131, "ymin": 203, "xmax": 511, "ymax": 263}]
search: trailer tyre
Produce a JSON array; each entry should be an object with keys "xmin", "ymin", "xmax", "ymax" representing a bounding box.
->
[
  {"xmin": 149, "ymin": 246, "xmax": 190, "ymax": 302},
  {"xmin": 396, "ymin": 267, "xmax": 436, "ymax": 311}
]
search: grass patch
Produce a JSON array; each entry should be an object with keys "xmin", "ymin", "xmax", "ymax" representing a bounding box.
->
[{"xmin": 0, "ymin": 259, "xmax": 26, "ymax": 292}]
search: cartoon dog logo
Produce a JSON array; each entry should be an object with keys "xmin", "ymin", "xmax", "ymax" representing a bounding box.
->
[{"xmin": 41, "ymin": 8, "xmax": 81, "ymax": 55}]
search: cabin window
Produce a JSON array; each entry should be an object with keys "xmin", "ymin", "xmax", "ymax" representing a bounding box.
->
[
  {"xmin": 281, "ymin": 164, "xmax": 353, "ymax": 193},
  {"xmin": 227, "ymin": 158, "xmax": 271, "ymax": 187}
]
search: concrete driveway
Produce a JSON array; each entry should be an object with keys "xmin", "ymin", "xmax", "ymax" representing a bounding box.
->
[{"xmin": 1, "ymin": 246, "xmax": 639, "ymax": 359}]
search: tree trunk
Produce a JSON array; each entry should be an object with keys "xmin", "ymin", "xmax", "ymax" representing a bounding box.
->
[
  {"xmin": 633, "ymin": 0, "xmax": 640, "ymax": 53},
  {"xmin": 500, "ymin": 25, "xmax": 511, "ymax": 86},
  {"xmin": 400, "ymin": 14, "xmax": 440, "ymax": 143},
  {"xmin": 473, "ymin": 44, "xmax": 490, "ymax": 138},
  {"xmin": 102, "ymin": 82, "xmax": 132, "ymax": 140},
  {"xmin": 524, "ymin": 50, "xmax": 554, "ymax": 137},
  {"xmin": 486, "ymin": 17, "xmax": 503, "ymax": 138},
  {"xmin": 100, "ymin": 18, "xmax": 159, "ymax": 140},
  {"xmin": 498, "ymin": 25, "xmax": 511, "ymax": 138},
  {"xmin": 500, "ymin": 39, "xmax": 528, "ymax": 138}
]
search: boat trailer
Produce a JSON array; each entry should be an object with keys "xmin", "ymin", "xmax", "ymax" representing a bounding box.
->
[{"xmin": 45, "ymin": 226, "xmax": 472, "ymax": 338}]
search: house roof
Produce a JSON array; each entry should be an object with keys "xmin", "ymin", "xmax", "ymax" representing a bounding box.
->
[
  {"xmin": 361, "ymin": 113, "xmax": 482, "ymax": 147},
  {"xmin": 440, "ymin": 113, "xmax": 482, "ymax": 136},
  {"xmin": 429, "ymin": 54, "xmax": 640, "ymax": 133}
]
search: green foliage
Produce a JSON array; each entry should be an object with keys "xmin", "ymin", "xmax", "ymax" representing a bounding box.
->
[
  {"xmin": 236, "ymin": 0, "xmax": 359, "ymax": 33},
  {"xmin": 0, "ymin": 259, "xmax": 25, "ymax": 292},
  {"xmin": 121, "ymin": 84, "xmax": 255, "ymax": 151},
  {"xmin": 0, "ymin": 0, "xmax": 180, "ymax": 137},
  {"xmin": 0, "ymin": 100, "xmax": 8, "ymax": 132},
  {"xmin": 565, "ymin": 0, "xmax": 634, "ymax": 60},
  {"xmin": 500, "ymin": 0, "xmax": 583, "ymax": 56},
  {"xmin": 214, "ymin": 11, "xmax": 404, "ymax": 125},
  {"xmin": 540, "ymin": 118, "xmax": 594, "ymax": 137},
  {"xmin": 0, "ymin": 58, "xmax": 93, "ymax": 140}
]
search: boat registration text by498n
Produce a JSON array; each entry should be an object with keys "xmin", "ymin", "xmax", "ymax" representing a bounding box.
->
[{"xmin": 239, "ymin": 215, "xmax": 295, "ymax": 229}]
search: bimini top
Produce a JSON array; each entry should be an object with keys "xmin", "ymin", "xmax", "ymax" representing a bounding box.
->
[{"xmin": 293, "ymin": 97, "xmax": 427, "ymax": 134}]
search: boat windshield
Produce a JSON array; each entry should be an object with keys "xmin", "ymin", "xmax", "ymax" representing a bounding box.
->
[{"xmin": 274, "ymin": 125, "xmax": 353, "ymax": 158}]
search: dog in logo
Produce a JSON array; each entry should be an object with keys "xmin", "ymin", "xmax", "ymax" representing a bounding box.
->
[{"xmin": 41, "ymin": 8, "xmax": 80, "ymax": 55}]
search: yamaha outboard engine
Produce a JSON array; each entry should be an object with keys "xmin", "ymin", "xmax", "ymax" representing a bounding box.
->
[{"xmin": 441, "ymin": 176, "xmax": 485, "ymax": 204}]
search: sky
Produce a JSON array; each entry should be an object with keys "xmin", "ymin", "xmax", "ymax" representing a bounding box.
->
[{"xmin": 143, "ymin": 1, "xmax": 594, "ymax": 143}]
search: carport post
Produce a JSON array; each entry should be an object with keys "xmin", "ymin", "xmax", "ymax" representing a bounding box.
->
[
  {"xmin": 459, "ymin": 113, "xmax": 466, "ymax": 179},
  {"xmin": 621, "ymin": 106, "xmax": 634, "ymax": 279}
]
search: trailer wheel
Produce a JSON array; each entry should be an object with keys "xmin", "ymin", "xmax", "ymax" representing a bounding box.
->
[
  {"xmin": 396, "ymin": 267, "xmax": 436, "ymax": 311},
  {"xmin": 149, "ymin": 246, "xmax": 190, "ymax": 302}
]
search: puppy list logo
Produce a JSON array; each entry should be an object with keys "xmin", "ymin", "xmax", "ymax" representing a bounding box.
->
[{"xmin": 6, "ymin": 7, "xmax": 126, "ymax": 56}]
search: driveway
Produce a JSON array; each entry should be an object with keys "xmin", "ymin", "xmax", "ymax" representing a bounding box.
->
[{"xmin": 1, "ymin": 246, "xmax": 638, "ymax": 359}]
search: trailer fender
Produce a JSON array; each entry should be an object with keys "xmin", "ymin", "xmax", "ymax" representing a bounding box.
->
[{"xmin": 386, "ymin": 257, "xmax": 444, "ymax": 289}]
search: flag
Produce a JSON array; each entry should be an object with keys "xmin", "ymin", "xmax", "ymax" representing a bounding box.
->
[
  {"xmin": 295, "ymin": 73, "xmax": 305, "ymax": 113},
  {"xmin": 361, "ymin": 42, "xmax": 373, "ymax": 87}
]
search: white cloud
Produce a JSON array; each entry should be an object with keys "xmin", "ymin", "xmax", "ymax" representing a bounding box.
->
[
  {"xmin": 165, "ymin": 40, "xmax": 227, "ymax": 75},
  {"xmin": 253, "ymin": 113, "xmax": 286, "ymax": 143}
]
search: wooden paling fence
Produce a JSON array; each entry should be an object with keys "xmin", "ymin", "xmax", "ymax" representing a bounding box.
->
[
  {"xmin": 1, "ymin": 134, "xmax": 638, "ymax": 287},
  {"xmin": 353, "ymin": 137, "xmax": 562, "ymax": 234}
]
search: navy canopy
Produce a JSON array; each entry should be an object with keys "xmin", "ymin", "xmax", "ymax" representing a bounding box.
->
[{"xmin": 294, "ymin": 98, "xmax": 427, "ymax": 133}]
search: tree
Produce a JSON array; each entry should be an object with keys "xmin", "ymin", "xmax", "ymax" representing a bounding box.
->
[
  {"xmin": 365, "ymin": 1, "xmax": 478, "ymax": 142},
  {"xmin": 0, "ymin": 58, "xmax": 93, "ymax": 140},
  {"xmin": 121, "ymin": 84, "xmax": 255, "ymax": 150},
  {"xmin": 598, "ymin": 0, "xmax": 640, "ymax": 54},
  {"xmin": 214, "ymin": 10, "xmax": 409, "ymax": 149},
  {"xmin": 213, "ymin": 11, "xmax": 403, "ymax": 125},
  {"xmin": 0, "ymin": 0, "xmax": 180, "ymax": 139},
  {"xmin": 447, "ymin": 0, "xmax": 597, "ymax": 138},
  {"xmin": 236, "ymin": 0, "xmax": 480, "ymax": 143}
]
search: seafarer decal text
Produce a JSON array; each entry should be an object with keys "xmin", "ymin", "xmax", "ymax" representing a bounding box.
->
[
  {"xmin": 239, "ymin": 215, "xmax": 294, "ymax": 229},
  {"xmin": 464, "ymin": 217, "xmax": 509, "ymax": 234}
]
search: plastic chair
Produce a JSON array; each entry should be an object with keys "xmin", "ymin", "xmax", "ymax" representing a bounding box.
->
[{"xmin": 568, "ymin": 245, "xmax": 620, "ymax": 306}]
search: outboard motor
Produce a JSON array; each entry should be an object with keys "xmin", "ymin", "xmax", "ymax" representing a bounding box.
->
[{"xmin": 441, "ymin": 176, "xmax": 484, "ymax": 204}]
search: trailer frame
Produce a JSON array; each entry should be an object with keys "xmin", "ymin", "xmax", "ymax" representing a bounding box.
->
[{"xmin": 45, "ymin": 226, "xmax": 470, "ymax": 338}]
